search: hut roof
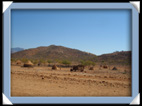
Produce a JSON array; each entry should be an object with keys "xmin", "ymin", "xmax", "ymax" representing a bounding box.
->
[
  {"xmin": 112, "ymin": 67, "xmax": 117, "ymax": 70},
  {"xmin": 25, "ymin": 60, "xmax": 33, "ymax": 65},
  {"xmin": 16, "ymin": 60, "xmax": 21, "ymax": 63},
  {"xmin": 52, "ymin": 65, "xmax": 58, "ymax": 70},
  {"xmin": 23, "ymin": 60, "xmax": 34, "ymax": 67},
  {"xmin": 16, "ymin": 60, "xmax": 22, "ymax": 65}
]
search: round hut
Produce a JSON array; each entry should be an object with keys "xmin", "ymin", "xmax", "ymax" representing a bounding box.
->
[
  {"xmin": 23, "ymin": 60, "xmax": 34, "ymax": 67},
  {"xmin": 52, "ymin": 65, "xmax": 58, "ymax": 70},
  {"xmin": 16, "ymin": 60, "xmax": 22, "ymax": 65},
  {"xmin": 112, "ymin": 67, "xmax": 117, "ymax": 70}
]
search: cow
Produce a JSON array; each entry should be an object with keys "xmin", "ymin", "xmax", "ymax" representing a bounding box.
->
[
  {"xmin": 38, "ymin": 63, "xmax": 41, "ymax": 66},
  {"xmin": 103, "ymin": 65, "xmax": 108, "ymax": 69},
  {"xmin": 89, "ymin": 67, "xmax": 94, "ymax": 70},
  {"xmin": 70, "ymin": 65, "xmax": 85, "ymax": 72}
]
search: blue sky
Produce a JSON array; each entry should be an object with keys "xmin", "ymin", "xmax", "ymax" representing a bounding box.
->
[{"xmin": 11, "ymin": 9, "xmax": 131, "ymax": 55}]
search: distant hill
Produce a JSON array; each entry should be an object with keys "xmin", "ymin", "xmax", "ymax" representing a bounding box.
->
[
  {"xmin": 11, "ymin": 45, "xmax": 131, "ymax": 65},
  {"xmin": 11, "ymin": 47, "xmax": 24, "ymax": 53},
  {"xmin": 11, "ymin": 45, "xmax": 96, "ymax": 62},
  {"xmin": 97, "ymin": 51, "xmax": 131, "ymax": 65}
]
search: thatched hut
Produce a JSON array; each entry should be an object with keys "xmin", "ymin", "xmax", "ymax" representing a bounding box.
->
[
  {"xmin": 112, "ymin": 67, "xmax": 117, "ymax": 70},
  {"xmin": 16, "ymin": 60, "xmax": 22, "ymax": 65},
  {"xmin": 52, "ymin": 65, "xmax": 58, "ymax": 70},
  {"xmin": 23, "ymin": 60, "xmax": 34, "ymax": 67}
]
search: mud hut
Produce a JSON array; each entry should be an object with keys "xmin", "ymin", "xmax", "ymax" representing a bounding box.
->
[
  {"xmin": 16, "ymin": 60, "xmax": 22, "ymax": 65},
  {"xmin": 112, "ymin": 67, "xmax": 117, "ymax": 70},
  {"xmin": 52, "ymin": 65, "xmax": 58, "ymax": 70},
  {"xmin": 23, "ymin": 60, "xmax": 34, "ymax": 67}
]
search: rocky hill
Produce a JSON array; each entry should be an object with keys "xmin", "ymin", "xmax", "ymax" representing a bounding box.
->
[
  {"xmin": 11, "ymin": 45, "xmax": 96, "ymax": 62},
  {"xmin": 97, "ymin": 51, "xmax": 131, "ymax": 65}
]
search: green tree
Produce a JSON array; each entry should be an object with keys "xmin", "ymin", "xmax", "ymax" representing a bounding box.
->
[
  {"xmin": 11, "ymin": 58, "xmax": 16, "ymax": 62},
  {"xmin": 55, "ymin": 59, "xmax": 62, "ymax": 64},
  {"xmin": 47, "ymin": 60, "xmax": 52, "ymax": 66},
  {"xmin": 86, "ymin": 60, "xmax": 95, "ymax": 66},
  {"xmin": 80, "ymin": 60, "xmax": 95, "ymax": 66},
  {"xmin": 21, "ymin": 58, "xmax": 28, "ymax": 63},
  {"xmin": 62, "ymin": 60, "xmax": 71, "ymax": 66},
  {"xmin": 101, "ymin": 60, "xmax": 106, "ymax": 65},
  {"xmin": 80, "ymin": 60, "xmax": 86, "ymax": 66},
  {"xmin": 91, "ymin": 61, "xmax": 95, "ymax": 66},
  {"xmin": 32, "ymin": 59, "xmax": 39, "ymax": 65},
  {"xmin": 39, "ymin": 59, "xmax": 46, "ymax": 65}
]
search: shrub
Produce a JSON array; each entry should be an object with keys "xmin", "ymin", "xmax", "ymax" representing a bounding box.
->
[
  {"xmin": 21, "ymin": 58, "xmax": 28, "ymax": 63},
  {"xmin": 80, "ymin": 60, "xmax": 95, "ymax": 66},
  {"xmin": 47, "ymin": 60, "xmax": 53, "ymax": 65},
  {"xmin": 62, "ymin": 60, "xmax": 71, "ymax": 66}
]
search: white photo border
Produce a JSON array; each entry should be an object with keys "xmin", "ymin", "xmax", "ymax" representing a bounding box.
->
[{"xmin": 3, "ymin": 2, "xmax": 139, "ymax": 104}]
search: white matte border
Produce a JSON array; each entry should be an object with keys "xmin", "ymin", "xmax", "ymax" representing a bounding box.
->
[
  {"xmin": 3, "ymin": 1, "xmax": 13, "ymax": 104},
  {"xmin": 129, "ymin": 2, "xmax": 140, "ymax": 105},
  {"xmin": 130, "ymin": 1, "xmax": 140, "ymax": 13},
  {"xmin": 3, "ymin": 1, "xmax": 13, "ymax": 13},
  {"xmin": 2, "ymin": 93, "xmax": 12, "ymax": 105},
  {"xmin": 130, "ymin": 93, "xmax": 140, "ymax": 105},
  {"xmin": 3, "ymin": 2, "xmax": 139, "ymax": 104}
]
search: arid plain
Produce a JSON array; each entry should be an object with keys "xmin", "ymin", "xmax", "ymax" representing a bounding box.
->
[{"xmin": 11, "ymin": 65, "xmax": 131, "ymax": 96}]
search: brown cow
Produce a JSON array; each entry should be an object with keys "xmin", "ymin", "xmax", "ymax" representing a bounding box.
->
[
  {"xmin": 103, "ymin": 65, "xmax": 108, "ymax": 69},
  {"xmin": 38, "ymin": 63, "xmax": 41, "ymax": 66},
  {"xmin": 70, "ymin": 65, "xmax": 85, "ymax": 72},
  {"xmin": 89, "ymin": 67, "xmax": 94, "ymax": 70}
]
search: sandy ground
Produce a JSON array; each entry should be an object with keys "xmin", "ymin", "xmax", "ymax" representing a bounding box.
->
[{"xmin": 11, "ymin": 65, "xmax": 131, "ymax": 96}]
